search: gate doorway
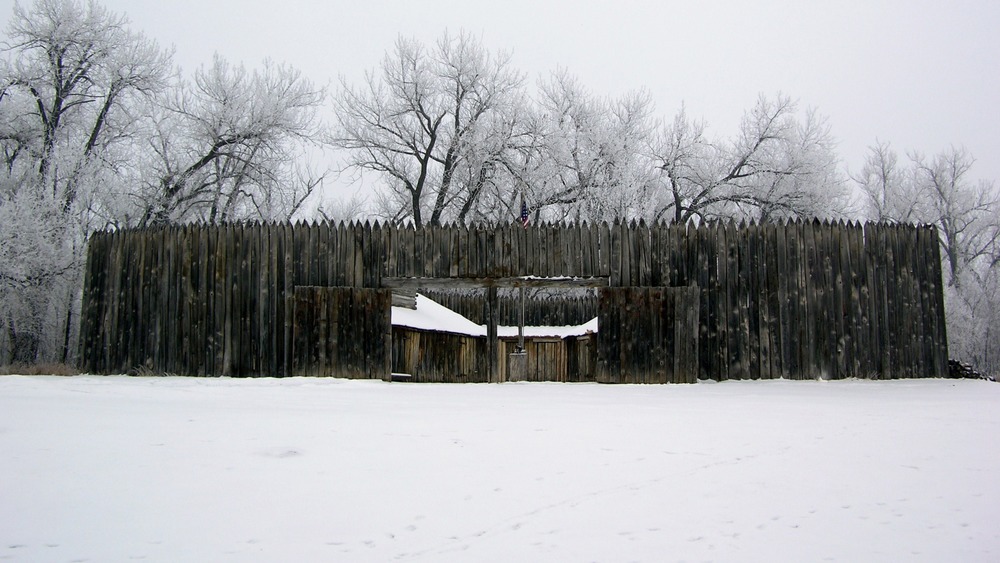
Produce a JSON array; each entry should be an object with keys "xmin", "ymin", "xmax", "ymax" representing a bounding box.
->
[
  {"xmin": 289, "ymin": 282, "xmax": 699, "ymax": 383},
  {"xmin": 382, "ymin": 276, "xmax": 608, "ymax": 382}
]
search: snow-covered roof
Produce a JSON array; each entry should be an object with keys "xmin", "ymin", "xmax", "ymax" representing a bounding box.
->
[
  {"xmin": 497, "ymin": 317, "xmax": 598, "ymax": 339},
  {"xmin": 392, "ymin": 294, "xmax": 485, "ymax": 336},
  {"xmin": 391, "ymin": 293, "xmax": 597, "ymax": 338}
]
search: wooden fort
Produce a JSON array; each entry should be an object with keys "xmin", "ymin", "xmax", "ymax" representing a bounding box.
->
[{"xmin": 78, "ymin": 219, "xmax": 948, "ymax": 382}]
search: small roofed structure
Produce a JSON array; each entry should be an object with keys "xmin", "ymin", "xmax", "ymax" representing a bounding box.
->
[{"xmin": 391, "ymin": 294, "xmax": 596, "ymax": 382}]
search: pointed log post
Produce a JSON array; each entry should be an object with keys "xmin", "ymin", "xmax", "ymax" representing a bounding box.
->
[{"xmin": 486, "ymin": 286, "xmax": 499, "ymax": 382}]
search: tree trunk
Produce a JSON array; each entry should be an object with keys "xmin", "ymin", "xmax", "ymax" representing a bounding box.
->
[
  {"xmin": 3, "ymin": 316, "xmax": 12, "ymax": 366},
  {"xmin": 9, "ymin": 322, "xmax": 39, "ymax": 365},
  {"xmin": 61, "ymin": 293, "xmax": 74, "ymax": 365},
  {"xmin": 411, "ymin": 189, "xmax": 422, "ymax": 227}
]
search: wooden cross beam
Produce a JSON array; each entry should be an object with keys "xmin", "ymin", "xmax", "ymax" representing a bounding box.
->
[{"xmin": 380, "ymin": 276, "xmax": 610, "ymax": 290}]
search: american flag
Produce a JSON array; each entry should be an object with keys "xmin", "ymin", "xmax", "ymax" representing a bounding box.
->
[{"xmin": 520, "ymin": 200, "xmax": 529, "ymax": 228}]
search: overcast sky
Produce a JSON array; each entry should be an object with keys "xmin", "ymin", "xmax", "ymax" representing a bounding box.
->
[{"xmin": 3, "ymin": 0, "xmax": 999, "ymax": 196}]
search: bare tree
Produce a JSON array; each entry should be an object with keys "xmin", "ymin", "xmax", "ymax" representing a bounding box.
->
[
  {"xmin": 910, "ymin": 147, "xmax": 999, "ymax": 288},
  {"xmin": 747, "ymin": 107, "xmax": 845, "ymax": 221},
  {"xmin": 853, "ymin": 141, "xmax": 924, "ymax": 223},
  {"xmin": 3, "ymin": 0, "xmax": 171, "ymax": 210},
  {"xmin": 649, "ymin": 94, "xmax": 847, "ymax": 224},
  {"xmin": 0, "ymin": 0, "xmax": 171, "ymax": 364},
  {"xmin": 526, "ymin": 70, "xmax": 655, "ymax": 223},
  {"xmin": 646, "ymin": 104, "xmax": 712, "ymax": 224},
  {"xmin": 0, "ymin": 189, "xmax": 74, "ymax": 363},
  {"xmin": 137, "ymin": 55, "xmax": 326, "ymax": 225},
  {"xmin": 331, "ymin": 31, "xmax": 525, "ymax": 226},
  {"xmin": 921, "ymin": 149, "xmax": 1000, "ymax": 376},
  {"xmin": 316, "ymin": 192, "xmax": 369, "ymax": 224}
]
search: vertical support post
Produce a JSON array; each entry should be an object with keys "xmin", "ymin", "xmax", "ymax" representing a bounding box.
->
[
  {"xmin": 508, "ymin": 284, "xmax": 528, "ymax": 383},
  {"xmin": 518, "ymin": 286, "xmax": 525, "ymax": 352},
  {"xmin": 486, "ymin": 286, "xmax": 499, "ymax": 382},
  {"xmin": 383, "ymin": 288, "xmax": 393, "ymax": 382}
]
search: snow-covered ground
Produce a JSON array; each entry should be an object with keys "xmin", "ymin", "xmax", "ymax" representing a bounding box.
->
[{"xmin": 1, "ymin": 375, "xmax": 998, "ymax": 562}]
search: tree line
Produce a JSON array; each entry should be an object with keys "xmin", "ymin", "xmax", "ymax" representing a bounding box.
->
[{"xmin": 1, "ymin": 0, "xmax": 997, "ymax": 375}]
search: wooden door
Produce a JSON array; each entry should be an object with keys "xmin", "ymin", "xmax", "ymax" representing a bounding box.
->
[
  {"xmin": 291, "ymin": 287, "xmax": 391, "ymax": 379},
  {"xmin": 597, "ymin": 287, "xmax": 700, "ymax": 383}
]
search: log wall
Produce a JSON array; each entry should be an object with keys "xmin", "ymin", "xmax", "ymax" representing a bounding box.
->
[{"xmin": 79, "ymin": 220, "xmax": 948, "ymax": 380}]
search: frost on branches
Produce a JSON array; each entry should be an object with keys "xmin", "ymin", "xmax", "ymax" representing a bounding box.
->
[{"xmin": 0, "ymin": 0, "xmax": 327, "ymax": 364}]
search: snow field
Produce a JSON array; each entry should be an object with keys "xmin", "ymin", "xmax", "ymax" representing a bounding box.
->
[{"xmin": 1, "ymin": 375, "xmax": 998, "ymax": 562}]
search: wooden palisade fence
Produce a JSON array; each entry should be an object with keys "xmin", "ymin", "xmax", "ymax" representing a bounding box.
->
[{"xmin": 79, "ymin": 219, "xmax": 948, "ymax": 381}]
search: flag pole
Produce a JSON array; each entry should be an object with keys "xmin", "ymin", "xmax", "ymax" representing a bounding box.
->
[{"xmin": 518, "ymin": 191, "xmax": 526, "ymax": 352}]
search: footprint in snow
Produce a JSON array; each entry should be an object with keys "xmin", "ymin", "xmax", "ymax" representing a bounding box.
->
[{"xmin": 260, "ymin": 448, "xmax": 302, "ymax": 458}]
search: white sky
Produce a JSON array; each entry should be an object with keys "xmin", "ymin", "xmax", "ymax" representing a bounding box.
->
[{"xmin": 4, "ymin": 0, "xmax": 999, "ymax": 196}]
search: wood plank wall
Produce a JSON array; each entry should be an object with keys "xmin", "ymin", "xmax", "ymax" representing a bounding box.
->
[
  {"xmin": 291, "ymin": 287, "xmax": 391, "ymax": 378},
  {"xmin": 390, "ymin": 328, "xmax": 594, "ymax": 383},
  {"xmin": 391, "ymin": 326, "xmax": 488, "ymax": 383},
  {"xmin": 597, "ymin": 287, "xmax": 700, "ymax": 384},
  {"xmin": 79, "ymin": 219, "xmax": 948, "ymax": 380}
]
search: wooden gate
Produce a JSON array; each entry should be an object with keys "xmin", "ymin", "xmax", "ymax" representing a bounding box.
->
[
  {"xmin": 291, "ymin": 287, "xmax": 391, "ymax": 378},
  {"xmin": 597, "ymin": 287, "xmax": 700, "ymax": 384}
]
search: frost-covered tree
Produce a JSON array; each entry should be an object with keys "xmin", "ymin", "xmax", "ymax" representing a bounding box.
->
[
  {"xmin": 946, "ymin": 265, "xmax": 1000, "ymax": 376},
  {"xmin": 526, "ymin": 70, "xmax": 655, "ymax": 223},
  {"xmin": 852, "ymin": 140, "xmax": 923, "ymax": 223},
  {"xmin": 316, "ymin": 193, "xmax": 369, "ymax": 224},
  {"xmin": 0, "ymin": 0, "xmax": 171, "ymax": 364},
  {"xmin": 856, "ymin": 144, "xmax": 999, "ymax": 286},
  {"xmin": 911, "ymin": 147, "xmax": 998, "ymax": 289},
  {"xmin": 334, "ymin": 44, "xmax": 852, "ymax": 227},
  {"xmin": 649, "ymin": 94, "xmax": 848, "ymax": 224},
  {"xmin": 646, "ymin": 104, "xmax": 711, "ymax": 224},
  {"xmin": 331, "ymin": 31, "xmax": 525, "ymax": 226},
  {"xmin": 0, "ymin": 190, "xmax": 75, "ymax": 363},
  {"xmin": 0, "ymin": 0, "xmax": 334, "ymax": 365},
  {"xmin": 136, "ymin": 55, "xmax": 326, "ymax": 226}
]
